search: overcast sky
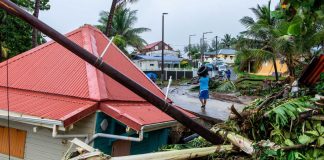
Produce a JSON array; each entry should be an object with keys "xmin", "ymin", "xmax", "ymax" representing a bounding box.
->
[{"xmin": 39, "ymin": 0, "xmax": 275, "ymax": 53}]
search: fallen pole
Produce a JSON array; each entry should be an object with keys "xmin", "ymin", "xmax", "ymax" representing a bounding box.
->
[
  {"xmin": 109, "ymin": 145, "xmax": 234, "ymax": 160},
  {"xmin": 0, "ymin": 0, "xmax": 222, "ymax": 144}
]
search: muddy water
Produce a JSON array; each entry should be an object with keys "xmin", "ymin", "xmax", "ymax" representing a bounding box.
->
[{"xmin": 164, "ymin": 85, "xmax": 245, "ymax": 121}]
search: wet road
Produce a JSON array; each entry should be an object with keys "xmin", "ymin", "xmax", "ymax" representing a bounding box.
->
[{"xmin": 164, "ymin": 86, "xmax": 245, "ymax": 121}]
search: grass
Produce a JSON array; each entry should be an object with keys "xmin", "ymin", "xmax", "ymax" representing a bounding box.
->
[{"xmin": 237, "ymin": 72, "xmax": 286, "ymax": 81}]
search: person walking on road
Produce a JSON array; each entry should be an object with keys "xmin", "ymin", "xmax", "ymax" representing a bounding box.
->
[
  {"xmin": 225, "ymin": 69, "xmax": 231, "ymax": 80},
  {"xmin": 197, "ymin": 65, "xmax": 209, "ymax": 109}
]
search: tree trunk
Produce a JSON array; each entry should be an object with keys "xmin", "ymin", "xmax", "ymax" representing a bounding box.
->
[
  {"xmin": 32, "ymin": 0, "xmax": 40, "ymax": 48},
  {"xmin": 272, "ymin": 56, "xmax": 279, "ymax": 81},
  {"xmin": 286, "ymin": 53, "xmax": 295, "ymax": 77},
  {"xmin": 105, "ymin": 0, "xmax": 118, "ymax": 37}
]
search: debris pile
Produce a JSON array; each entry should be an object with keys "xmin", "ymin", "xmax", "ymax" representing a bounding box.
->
[{"xmin": 161, "ymin": 75, "xmax": 324, "ymax": 159}]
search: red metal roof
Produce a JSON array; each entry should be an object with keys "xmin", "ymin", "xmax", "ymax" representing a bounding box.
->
[
  {"xmin": 0, "ymin": 87, "xmax": 97, "ymax": 127},
  {"xmin": 144, "ymin": 41, "xmax": 161, "ymax": 49},
  {"xmin": 100, "ymin": 101, "xmax": 196, "ymax": 131},
  {"xmin": 0, "ymin": 25, "xmax": 166, "ymax": 102},
  {"xmin": 0, "ymin": 25, "xmax": 193, "ymax": 128}
]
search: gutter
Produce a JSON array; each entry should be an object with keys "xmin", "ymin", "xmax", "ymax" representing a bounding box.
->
[
  {"xmin": 86, "ymin": 126, "xmax": 144, "ymax": 144},
  {"xmin": 86, "ymin": 119, "xmax": 196, "ymax": 144},
  {"xmin": 52, "ymin": 125, "xmax": 89, "ymax": 139},
  {"xmin": 0, "ymin": 113, "xmax": 64, "ymax": 128}
]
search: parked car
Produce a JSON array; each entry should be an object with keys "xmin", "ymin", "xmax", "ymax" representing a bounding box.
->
[{"xmin": 218, "ymin": 65, "xmax": 227, "ymax": 72}]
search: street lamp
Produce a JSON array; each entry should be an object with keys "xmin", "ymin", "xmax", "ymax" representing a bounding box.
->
[
  {"xmin": 215, "ymin": 36, "xmax": 218, "ymax": 59},
  {"xmin": 201, "ymin": 31, "xmax": 212, "ymax": 64},
  {"xmin": 161, "ymin": 12, "xmax": 168, "ymax": 84},
  {"xmin": 188, "ymin": 34, "xmax": 196, "ymax": 59}
]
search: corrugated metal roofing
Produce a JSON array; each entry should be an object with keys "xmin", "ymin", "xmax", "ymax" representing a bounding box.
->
[
  {"xmin": 144, "ymin": 41, "xmax": 161, "ymax": 49},
  {"xmin": 0, "ymin": 25, "xmax": 167, "ymax": 102},
  {"xmin": 0, "ymin": 87, "xmax": 97, "ymax": 127},
  {"xmin": 299, "ymin": 54, "xmax": 324, "ymax": 86},
  {"xmin": 0, "ymin": 25, "xmax": 193, "ymax": 128},
  {"xmin": 100, "ymin": 101, "xmax": 196, "ymax": 131},
  {"xmin": 218, "ymin": 49, "xmax": 236, "ymax": 55}
]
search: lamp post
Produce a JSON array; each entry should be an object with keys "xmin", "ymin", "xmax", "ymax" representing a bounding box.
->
[
  {"xmin": 188, "ymin": 34, "xmax": 196, "ymax": 59},
  {"xmin": 201, "ymin": 31, "xmax": 212, "ymax": 64},
  {"xmin": 215, "ymin": 36, "xmax": 218, "ymax": 59},
  {"xmin": 161, "ymin": 12, "xmax": 168, "ymax": 84}
]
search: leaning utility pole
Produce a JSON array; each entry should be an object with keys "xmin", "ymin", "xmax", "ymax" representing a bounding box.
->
[{"xmin": 0, "ymin": 0, "xmax": 223, "ymax": 145}]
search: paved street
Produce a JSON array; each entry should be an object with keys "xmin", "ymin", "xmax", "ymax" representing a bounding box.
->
[{"xmin": 164, "ymin": 86, "xmax": 245, "ymax": 121}]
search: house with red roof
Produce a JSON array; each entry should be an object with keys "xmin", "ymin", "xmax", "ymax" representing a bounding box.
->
[
  {"xmin": 133, "ymin": 41, "xmax": 182, "ymax": 71},
  {"xmin": 0, "ymin": 25, "xmax": 195, "ymax": 159},
  {"xmin": 139, "ymin": 41, "xmax": 174, "ymax": 54}
]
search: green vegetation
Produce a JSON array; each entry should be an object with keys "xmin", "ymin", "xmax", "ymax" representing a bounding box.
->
[
  {"xmin": 315, "ymin": 73, "xmax": 324, "ymax": 95},
  {"xmin": 234, "ymin": 0, "xmax": 324, "ymax": 78},
  {"xmin": 0, "ymin": 0, "xmax": 50, "ymax": 61},
  {"xmin": 97, "ymin": 6, "xmax": 150, "ymax": 54}
]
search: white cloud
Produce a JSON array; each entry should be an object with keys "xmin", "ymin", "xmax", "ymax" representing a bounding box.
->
[{"xmin": 39, "ymin": 0, "xmax": 272, "ymax": 52}]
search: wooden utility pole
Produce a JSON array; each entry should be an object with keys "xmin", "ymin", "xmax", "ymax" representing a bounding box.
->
[{"xmin": 0, "ymin": 0, "xmax": 223, "ymax": 145}]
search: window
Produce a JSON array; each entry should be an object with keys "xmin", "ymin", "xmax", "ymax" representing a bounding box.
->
[
  {"xmin": 165, "ymin": 46, "xmax": 168, "ymax": 50},
  {"xmin": 230, "ymin": 56, "xmax": 233, "ymax": 60},
  {"xmin": 0, "ymin": 126, "xmax": 27, "ymax": 159},
  {"xmin": 155, "ymin": 46, "xmax": 159, "ymax": 50},
  {"xmin": 224, "ymin": 55, "xmax": 228, "ymax": 59},
  {"xmin": 150, "ymin": 64, "xmax": 154, "ymax": 66}
]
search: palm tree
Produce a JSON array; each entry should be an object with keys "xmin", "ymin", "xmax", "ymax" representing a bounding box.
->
[
  {"xmin": 220, "ymin": 34, "xmax": 232, "ymax": 48},
  {"xmin": 97, "ymin": 6, "xmax": 150, "ymax": 54},
  {"xmin": 239, "ymin": 1, "xmax": 280, "ymax": 80},
  {"xmin": 105, "ymin": 0, "xmax": 138, "ymax": 37}
]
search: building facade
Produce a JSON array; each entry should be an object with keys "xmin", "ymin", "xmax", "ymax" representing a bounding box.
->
[{"xmin": 133, "ymin": 41, "xmax": 182, "ymax": 71}]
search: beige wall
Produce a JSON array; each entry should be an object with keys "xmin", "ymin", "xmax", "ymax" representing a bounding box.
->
[
  {"xmin": 254, "ymin": 59, "xmax": 288, "ymax": 76},
  {"xmin": 217, "ymin": 54, "xmax": 236, "ymax": 64},
  {"xmin": 0, "ymin": 113, "xmax": 96, "ymax": 160}
]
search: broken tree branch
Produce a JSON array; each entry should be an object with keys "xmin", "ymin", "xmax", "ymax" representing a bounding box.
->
[
  {"xmin": 230, "ymin": 105, "xmax": 243, "ymax": 120},
  {"xmin": 109, "ymin": 145, "xmax": 235, "ymax": 160},
  {"xmin": 217, "ymin": 130, "xmax": 254, "ymax": 155},
  {"xmin": 257, "ymin": 90, "xmax": 284, "ymax": 112}
]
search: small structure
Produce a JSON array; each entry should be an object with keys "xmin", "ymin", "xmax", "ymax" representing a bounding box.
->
[
  {"xmin": 138, "ymin": 41, "xmax": 175, "ymax": 56},
  {"xmin": 132, "ymin": 55, "xmax": 182, "ymax": 70},
  {"xmin": 204, "ymin": 49, "xmax": 236, "ymax": 64},
  {"xmin": 0, "ymin": 25, "xmax": 195, "ymax": 160},
  {"xmin": 217, "ymin": 49, "xmax": 236, "ymax": 64},
  {"xmin": 253, "ymin": 59, "xmax": 288, "ymax": 76},
  {"xmin": 132, "ymin": 41, "xmax": 182, "ymax": 71}
]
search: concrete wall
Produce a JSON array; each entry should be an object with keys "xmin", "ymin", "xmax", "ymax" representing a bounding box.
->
[
  {"xmin": 144, "ymin": 70, "xmax": 194, "ymax": 80},
  {"xmin": 0, "ymin": 113, "xmax": 96, "ymax": 160}
]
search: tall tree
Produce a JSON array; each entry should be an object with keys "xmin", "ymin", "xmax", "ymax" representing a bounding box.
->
[
  {"xmin": 105, "ymin": 0, "xmax": 138, "ymax": 37},
  {"xmin": 32, "ymin": 0, "xmax": 50, "ymax": 47},
  {"xmin": 220, "ymin": 34, "xmax": 232, "ymax": 48},
  {"xmin": 97, "ymin": 6, "xmax": 150, "ymax": 54},
  {"xmin": 32, "ymin": 0, "xmax": 40, "ymax": 47},
  {"xmin": 239, "ymin": 1, "xmax": 280, "ymax": 80},
  {"xmin": 0, "ymin": 0, "xmax": 33, "ymax": 61}
]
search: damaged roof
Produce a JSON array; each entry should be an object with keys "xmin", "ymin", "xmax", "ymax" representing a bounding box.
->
[{"xmin": 299, "ymin": 54, "xmax": 324, "ymax": 86}]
